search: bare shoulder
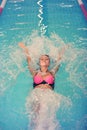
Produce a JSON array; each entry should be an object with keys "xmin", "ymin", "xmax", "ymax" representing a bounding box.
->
[
  {"xmin": 32, "ymin": 69, "xmax": 39, "ymax": 77},
  {"xmin": 49, "ymin": 70, "xmax": 55, "ymax": 77}
]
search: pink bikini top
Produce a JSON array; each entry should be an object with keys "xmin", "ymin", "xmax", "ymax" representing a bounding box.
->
[{"xmin": 33, "ymin": 73, "xmax": 55, "ymax": 89}]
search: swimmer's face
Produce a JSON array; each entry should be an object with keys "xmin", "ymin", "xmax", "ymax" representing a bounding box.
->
[{"xmin": 39, "ymin": 55, "xmax": 50, "ymax": 67}]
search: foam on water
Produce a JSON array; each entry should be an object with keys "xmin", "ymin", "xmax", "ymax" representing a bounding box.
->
[{"xmin": 26, "ymin": 88, "xmax": 71, "ymax": 130}]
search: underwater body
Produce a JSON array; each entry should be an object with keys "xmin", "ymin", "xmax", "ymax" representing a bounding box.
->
[{"xmin": 0, "ymin": 0, "xmax": 87, "ymax": 130}]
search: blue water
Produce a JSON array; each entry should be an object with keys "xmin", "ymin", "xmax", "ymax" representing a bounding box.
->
[{"xmin": 0, "ymin": 0, "xmax": 87, "ymax": 130}]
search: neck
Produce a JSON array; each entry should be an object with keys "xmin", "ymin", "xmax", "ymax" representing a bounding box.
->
[{"xmin": 40, "ymin": 66, "xmax": 48, "ymax": 73}]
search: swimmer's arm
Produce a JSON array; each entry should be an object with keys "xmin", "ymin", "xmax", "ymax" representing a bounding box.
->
[
  {"xmin": 27, "ymin": 60, "xmax": 37, "ymax": 76},
  {"xmin": 19, "ymin": 42, "xmax": 36, "ymax": 76},
  {"xmin": 19, "ymin": 42, "xmax": 30, "ymax": 56},
  {"xmin": 51, "ymin": 45, "xmax": 69, "ymax": 74},
  {"xmin": 50, "ymin": 62, "xmax": 60, "ymax": 75},
  {"xmin": 50, "ymin": 51, "xmax": 61, "ymax": 74},
  {"xmin": 19, "ymin": 42, "xmax": 31, "ymax": 61}
]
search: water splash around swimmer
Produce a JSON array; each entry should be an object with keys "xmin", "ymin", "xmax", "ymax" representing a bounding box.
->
[
  {"xmin": 0, "ymin": 31, "xmax": 86, "ymax": 95},
  {"xmin": 26, "ymin": 88, "xmax": 71, "ymax": 130},
  {"xmin": 0, "ymin": 31, "xmax": 86, "ymax": 130}
]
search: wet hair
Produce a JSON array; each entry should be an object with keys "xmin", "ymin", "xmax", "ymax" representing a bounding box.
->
[
  {"xmin": 40, "ymin": 54, "xmax": 50, "ymax": 61},
  {"xmin": 40, "ymin": 54, "xmax": 50, "ymax": 58},
  {"xmin": 44, "ymin": 54, "xmax": 50, "ymax": 58}
]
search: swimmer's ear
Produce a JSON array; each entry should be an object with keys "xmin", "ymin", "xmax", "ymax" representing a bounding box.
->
[{"xmin": 19, "ymin": 42, "xmax": 26, "ymax": 49}]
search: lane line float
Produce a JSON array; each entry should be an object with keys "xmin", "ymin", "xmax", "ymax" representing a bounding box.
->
[
  {"xmin": 77, "ymin": 0, "xmax": 87, "ymax": 20},
  {"xmin": 0, "ymin": 0, "xmax": 7, "ymax": 15}
]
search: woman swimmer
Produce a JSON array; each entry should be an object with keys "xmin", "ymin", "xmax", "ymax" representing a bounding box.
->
[
  {"xmin": 19, "ymin": 42, "xmax": 68, "ymax": 130},
  {"xmin": 19, "ymin": 42, "xmax": 67, "ymax": 87}
]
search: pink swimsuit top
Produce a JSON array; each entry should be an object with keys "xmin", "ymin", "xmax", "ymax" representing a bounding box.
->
[{"xmin": 33, "ymin": 74, "xmax": 55, "ymax": 89}]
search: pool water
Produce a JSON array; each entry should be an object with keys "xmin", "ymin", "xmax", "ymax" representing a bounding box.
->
[{"xmin": 0, "ymin": 0, "xmax": 87, "ymax": 130}]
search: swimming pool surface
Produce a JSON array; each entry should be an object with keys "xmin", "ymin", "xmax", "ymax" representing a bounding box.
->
[{"xmin": 0, "ymin": 0, "xmax": 87, "ymax": 130}]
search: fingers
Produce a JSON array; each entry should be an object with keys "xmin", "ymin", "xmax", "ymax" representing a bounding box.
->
[
  {"xmin": 19, "ymin": 42, "xmax": 29, "ymax": 54},
  {"xmin": 19, "ymin": 42, "xmax": 26, "ymax": 49}
]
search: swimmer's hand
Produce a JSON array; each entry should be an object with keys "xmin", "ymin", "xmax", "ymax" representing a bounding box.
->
[
  {"xmin": 19, "ymin": 42, "xmax": 32, "ymax": 66},
  {"xmin": 19, "ymin": 42, "xmax": 26, "ymax": 49},
  {"xmin": 19, "ymin": 42, "xmax": 29, "ymax": 54}
]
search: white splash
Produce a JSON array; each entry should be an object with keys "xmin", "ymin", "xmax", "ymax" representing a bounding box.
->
[
  {"xmin": 0, "ymin": 31, "xmax": 86, "ymax": 96},
  {"xmin": 26, "ymin": 88, "xmax": 71, "ymax": 130}
]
